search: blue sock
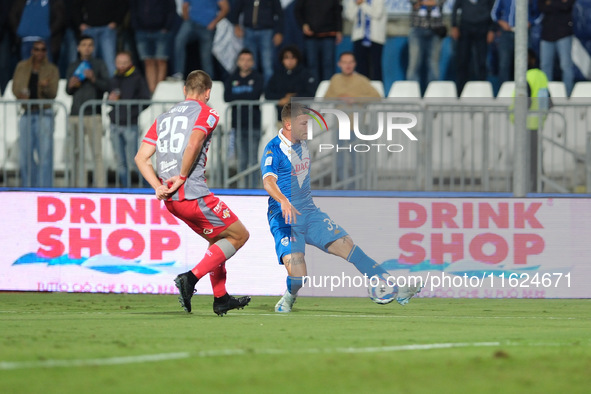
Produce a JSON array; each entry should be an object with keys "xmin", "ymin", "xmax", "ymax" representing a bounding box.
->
[
  {"xmin": 346, "ymin": 245, "xmax": 389, "ymax": 279},
  {"xmin": 286, "ymin": 276, "xmax": 305, "ymax": 295}
]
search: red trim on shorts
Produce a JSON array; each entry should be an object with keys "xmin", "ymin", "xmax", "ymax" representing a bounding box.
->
[{"xmin": 164, "ymin": 193, "xmax": 238, "ymax": 238}]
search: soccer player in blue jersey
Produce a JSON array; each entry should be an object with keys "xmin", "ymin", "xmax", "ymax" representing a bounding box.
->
[{"xmin": 261, "ymin": 103, "xmax": 421, "ymax": 313}]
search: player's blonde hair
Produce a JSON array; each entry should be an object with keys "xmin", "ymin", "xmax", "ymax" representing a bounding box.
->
[
  {"xmin": 185, "ymin": 70, "xmax": 212, "ymax": 95},
  {"xmin": 281, "ymin": 103, "xmax": 305, "ymax": 124}
]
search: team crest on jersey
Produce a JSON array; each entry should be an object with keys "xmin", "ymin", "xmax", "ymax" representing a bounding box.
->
[
  {"xmin": 281, "ymin": 236, "xmax": 289, "ymax": 246},
  {"xmin": 222, "ymin": 208, "xmax": 230, "ymax": 219},
  {"xmin": 203, "ymin": 228, "xmax": 214, "ymax": 235},
  {"xmin": 206, "ymin": 114, "xmax": 216, "ymax": 128}
]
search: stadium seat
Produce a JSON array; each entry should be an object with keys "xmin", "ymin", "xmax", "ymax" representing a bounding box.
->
[
  {"xmin": 460, "ymin": 81, "xmax": 494, "ymax": 98},
  {"xmin": 388, "ymin": 80, "xmax": 421, "ymax": 98},
  {"xmin": 548, "ymin": 81, "xmax": 568, "ymax": 99},
  {"xmin": 152, "ymin": 80, "xmax": 185, "ymax": 102},
  {"xmin": 2, "ymin": 79, "xmax": 15, "ymax": 100},
  {"xmin": 570, "ymin": 81, "xmax": 591, "ymax": 98},
  {"xmin": 53, "ymin": 79, "xmax": 72, "ymax": 173},
  {"xmin": 314, "ymin": 80, "xmax": 331, "ymax": 98},
  {"xmin": 424, "ymin": 81, "xmax": 457, "ymax": 98},
  {"xmin": 370, "ymin": 80, "xmax": 385, "ymax": 97},
  {"xmin": 496, "ymin": 81, "xmax": 515, "ymax": 98}
]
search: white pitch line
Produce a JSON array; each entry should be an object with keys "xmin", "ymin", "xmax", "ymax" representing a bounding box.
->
[
  {"xmin": 239, "ymin": 313, "xmax": 581, "ymax": 320},
  {"xmin": 0, "ymin": 352, "xmax": 190, "ymax": 371},
  {"xmin": 0, "ymin": 342, "xmax": 502, "ymax": 371}
]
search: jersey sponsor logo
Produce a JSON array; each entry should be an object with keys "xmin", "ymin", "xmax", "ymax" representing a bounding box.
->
[
  {"xmin": 203, "ymin": 228, "xmax": 214, "ymax": 235},
  {"xmin": 264, "ymin": 156, "xmax": 273, "ymax": 166},
  {"xmin": 291, "ymin": 159, "xmax": 310, "ymax": 176},
  {"xmin": 213, "ymin": 200, "xmax": 223, "ymax": 214},
  {"xmin": 222, "ymin": 208, "xmax": 230, "ymax": 219},
  {"xmin": 281, "ymin": 236, "xmax": 289, "ymax": 247},
  {"xmin": 206, "ymin": 114, "xmax": 216, "ymax": 128},
  {"xmin": 209, "ymin": 108, "xmax": 219, "ymax": 117},
  {"xmin": 160, "ymin": 159, "xmax": 178, "ymax": 173},
  {"xmin": 266, "ymin": 150, "xmax": 272, "ymax": 155}
]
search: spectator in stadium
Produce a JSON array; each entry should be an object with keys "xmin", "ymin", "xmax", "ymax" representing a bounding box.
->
[
  {"xmin": 265, "ymin": 45, "xmax": 317, "ymax": 122},
  {"xmin": 173, "ymin": 0, "xmax": 230, "ymax": 79},
  {"xmin": 224, "ymin": 49, "xmax": 264, "ymax": 188},
  {"xmin": 491, "ymin": 0, "xmax": 541, "ymax": 86},
  {"xmin": 66, "ymin": 35, "xmax": 110, "ymax": 188},
  {"xmin": 324, "ymin": 51, "xmax": 381, "ymax": 188},
  {"xmin": 538, "ymin": 0, "xmax": 575, "ymax": 96},
  {"xmin": 9, "ymin": 0, "xmax": 65, "ymax": 62},
  {"xmin": 71, "ymin": 0, "xmax": 129, "ymax": 77},
  {"xmin": 343, "ymin": 0, "xmax": 387, "ymax": 82},
  {"xmin": 511, "ymin": 49, "xmax": 551, "ymax": 192},
  {"xmin": 261, "ymin": 103, "xmax": 422, "ymax": 313},
  {"xmin": 107, "ymin": 51, "xmax": 151, "ymax": 188},
  {"xmin": 129, "ymin": 0, "xmax": 176, "ymax": 94},
  {"xmin": 0, "ymin": 0, "xmax": 15, "ymax": 94},
  {"xmin": 12, "ymin": 39, "xmax": 59, "ymax": 187},
  {"xmin": 294, "ymin": 0, "xmax": 342, "ymax": 82},
  {"xmin": 228, "ymin": 0, "xmax": 284, "ymax": 84},
  {"xmin": 406, "ymin": 0, "xmax": 446, "ymax": 90},
  {"xmin": 135, "ymin": 70, "xmax": 252, "ymax": 316},
  {"xmin": 451, "ymin": 0, "xmax": 496, "ymax": 94},
  {"xmin": 57, "ymin": 0, "xmax": 81, "ymax": 78},
  {"xmin": 324, "ymin": 51, "xmax": 381, "ymax": 99}
]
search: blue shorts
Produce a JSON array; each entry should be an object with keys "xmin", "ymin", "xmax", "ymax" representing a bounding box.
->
[
  {"xmin": 135, "ymin": 30, "xmax": 170, "ymax": 60},
  {"xmin": 268, "ymin": 207, "xmax": 348, "ymax": 264}
]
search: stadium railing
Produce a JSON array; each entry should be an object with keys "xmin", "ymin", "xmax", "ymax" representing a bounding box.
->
[{"xmin": 1, "ymin": 97, "xmax": 590, "ymax": 194}]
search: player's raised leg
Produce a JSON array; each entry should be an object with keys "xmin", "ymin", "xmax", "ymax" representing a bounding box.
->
[{"xmin": 327, "ymin": 235, "xmax": 421, "ymax": 305}]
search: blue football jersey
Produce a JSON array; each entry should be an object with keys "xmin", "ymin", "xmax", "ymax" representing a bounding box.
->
[{"xmin": 261, "ymin": 129, "xmax": 316, "ymax": 217}]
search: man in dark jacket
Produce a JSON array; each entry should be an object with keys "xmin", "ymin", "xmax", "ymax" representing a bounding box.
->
[
  {"xmin": 224, "ymin": 48, "xmax": 264, "ymax": 188},
  {"xmin": 538, "ymin": 0, "xmax": 575, "ymax": 96},
  {"xmin": 229, "ymin": 0, "xmax": 284, "ymax": 84},
  {"xmin": 451, "ymin": 0, "xmax": 495, "ymax": 94},
  {"xmin": 66, "ymin": 34, "xmax": 110, "ymax": 187},
  {"xmin": 108, "ymin": 51, "xmax": 151, "ymax": 187},
  {"xmin": 265, "ymin": 45, "xmax": 317, "ymax": 121},
  {"xmin": 294, "ymin": 0, "xmax": 342, "ymax": 81}
]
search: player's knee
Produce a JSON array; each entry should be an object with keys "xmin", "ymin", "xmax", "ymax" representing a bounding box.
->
[
  {"xmin": 237, "ymin": 228, "xmax": 250, "ymax": 247},
  {"xmin": 342, "ymin": 235, "xmax": 354, "ymax": 248}
]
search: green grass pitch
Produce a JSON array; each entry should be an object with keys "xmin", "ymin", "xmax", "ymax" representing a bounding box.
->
[{"xmin": 1, "ymin": 293, "xmax": 590, "ymax": 393}]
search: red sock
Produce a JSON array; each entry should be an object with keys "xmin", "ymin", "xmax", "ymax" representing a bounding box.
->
[
  {"xmin": 209, "ymin": 263, "xmax": 227, "ymax": 298},
  {"xmin": 191, "ymin": 244, "xmax": 227, "ymax": 279}
]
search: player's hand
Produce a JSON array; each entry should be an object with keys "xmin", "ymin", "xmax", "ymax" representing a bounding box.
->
[
  {"xmin": 163, "ymin": 175, "xmax": 185, "ymax": 197},
  {"xmin": 281, "ymin": 200, "xmax": 300, "ymax": 225},
  {"xmin": 155, "ymin": 184, "xmax": 171, "ymax": 200}
]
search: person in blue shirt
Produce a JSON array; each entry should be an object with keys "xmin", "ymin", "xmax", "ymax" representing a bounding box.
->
[{"xmin": 261, "ymin": 103, "xmax": 422, "ymax": 313}]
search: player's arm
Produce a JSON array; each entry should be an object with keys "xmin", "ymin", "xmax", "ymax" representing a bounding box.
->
[
  {"xmin": 263, "ymin": 175, "xmax": 300, "ymax": 224},
  {"xmin": 166, "ymin": 128, "xmax": 208, "ymax": 195},
  {"xmin": 135, "ymin": 142, "xmax": 170, "ymax": 200}
]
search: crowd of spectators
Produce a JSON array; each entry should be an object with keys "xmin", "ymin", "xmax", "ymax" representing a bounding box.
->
[
  {"xmin": 0, "ymin": 0, "xmax": 589, "ymax": 188},
  {"xmin": 0, "ymin": 1, "xmax": 587, "ymax": 98}
]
